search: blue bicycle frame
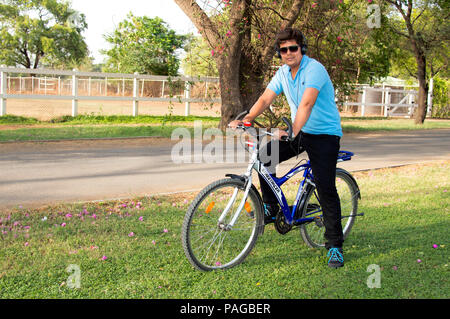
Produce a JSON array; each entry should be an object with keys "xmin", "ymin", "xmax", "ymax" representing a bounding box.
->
[{"xmin": 256, "ymin": 151, "xmax": 354, "ymax": 225}]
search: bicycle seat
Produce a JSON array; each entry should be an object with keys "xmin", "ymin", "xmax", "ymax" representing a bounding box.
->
[{"xmin": 338, "ymin": 151, "xmax": 354, "ymax": 162}]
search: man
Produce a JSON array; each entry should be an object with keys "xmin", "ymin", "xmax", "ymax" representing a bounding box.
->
[{"xmin": 229, "ymin": 28, "xmax": 344, "ymax": 268}]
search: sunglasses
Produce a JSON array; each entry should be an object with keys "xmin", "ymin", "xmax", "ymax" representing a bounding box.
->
[{"xmin": 279, "ymin": 45, "xmax": 300, "ymax": 54}]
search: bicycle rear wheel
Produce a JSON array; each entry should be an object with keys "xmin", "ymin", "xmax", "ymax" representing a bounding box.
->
[
  {"xmin": 299, "ymin": 169, "xmax": 359, "ymax": 248},
  {"xmin": 182, "ymin": 178, "xmax": 263, "ymax": 271}
]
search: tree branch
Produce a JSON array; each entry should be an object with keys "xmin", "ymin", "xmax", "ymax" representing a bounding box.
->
[
  {"xmin": 173, "ymin": 0, "xmax": 220, "ymax": 49},
  {"xmin": 260, "ymin": 0, "xmax": 306, "ymax": 64}
]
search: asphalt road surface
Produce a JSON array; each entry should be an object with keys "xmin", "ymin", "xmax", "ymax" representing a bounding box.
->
[{"xmin": 0, "ymin": 129, "xmax": 449, "ymax": 210}]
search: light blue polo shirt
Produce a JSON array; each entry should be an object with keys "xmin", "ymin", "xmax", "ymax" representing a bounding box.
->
[{"xmin": 267, "ymin": 55, "xmax": 343, "ymax": 137}]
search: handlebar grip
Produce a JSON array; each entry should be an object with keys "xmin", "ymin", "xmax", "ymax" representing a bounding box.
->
[{"xmin": 281, "ymin": 117, "xmax": 294, "ymax": 141}]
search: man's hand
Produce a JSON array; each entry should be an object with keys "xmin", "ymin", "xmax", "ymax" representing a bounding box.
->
[
  {"xmin": 228, "ymin": 120, "xmax": 244, "ymax": 129},
  {"xmin": 229, "ymin": 118, "xmax": 252, "ymax": 129},
  {"xmin": 273, "ymin": 129, "xmax": 289, "ymax": 141}
]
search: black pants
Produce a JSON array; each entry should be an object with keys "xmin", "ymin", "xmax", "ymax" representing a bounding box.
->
[{"xmin": 258, "ymin": 131, "xmax": 343, "ymax": 249}]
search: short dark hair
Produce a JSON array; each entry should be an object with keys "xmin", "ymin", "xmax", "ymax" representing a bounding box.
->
[{"xmin": 275, "ymin": 28, "xmax": 306, "ymax": 50}]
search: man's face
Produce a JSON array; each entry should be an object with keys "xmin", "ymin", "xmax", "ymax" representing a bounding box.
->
[{"xmin": 279, "ymin": 39, "xmax": 302, "ymax": 70}]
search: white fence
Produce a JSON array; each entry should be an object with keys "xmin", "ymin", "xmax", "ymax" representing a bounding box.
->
[
  {"xmin": 342, "ymin": 82, "xmax": 434, "ymax": 117},
  {"xmin": 1, "ymin": 67, "xmax": 432, "ymax": 119},
  {"xmin": 0, "ymin": 67, "xmax": 221, "ymax": 117}
]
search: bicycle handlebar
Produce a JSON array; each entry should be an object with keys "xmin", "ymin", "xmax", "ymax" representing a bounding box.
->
[{"xmin": 230, "ymin": 111, "xmax": 294, "ymax": 142}]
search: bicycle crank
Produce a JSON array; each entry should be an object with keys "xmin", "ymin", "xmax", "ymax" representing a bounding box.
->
[{"xmin": 275, "ymin": 212, "xmax": 292, "ymax": 235}]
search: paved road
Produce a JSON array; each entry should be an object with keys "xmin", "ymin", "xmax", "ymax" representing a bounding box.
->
[{"xmin": 0, "ymin": 129, "xmax": 449, "ymax": 210}]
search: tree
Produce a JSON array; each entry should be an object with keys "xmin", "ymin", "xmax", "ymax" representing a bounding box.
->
[
  {"xmin": 383, "ymin": 0, "xmax": 449, "ymax": 124},
  {"xmin": 0, "ymin": 0, "xmax": 88, "ymax": 69},
  {"xmin": 175, "ymin": 0, "xmax": 398, "ymax": 128},
  {"xmin": 294, "ymin": 0, "xmax": 395, "ymax": 107},
  {"xmin": 175, "ymin": 0, "xmax": 306, "ymax": 129},
  {"xmin": 102, "ymin": 14, "xmax": 186, "ymax": 76}
]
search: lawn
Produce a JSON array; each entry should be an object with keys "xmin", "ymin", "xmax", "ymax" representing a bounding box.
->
[{"xmin": 0, "ymin": 161, "xmax": 448, "ymax": 299}]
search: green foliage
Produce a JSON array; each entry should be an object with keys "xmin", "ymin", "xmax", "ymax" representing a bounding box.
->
[
  {"xmin": 432, "ymin": 77, "xmax": 449, "ymax": 118},
  {"xmin": 295, "ymin": 1, "xmax": 395, "ymax": 102},
  {"xmin": 182, "ymin": 35, "xmax": 218, "ymax": 76},
  {"xmin": 0, "ymin": 0, "xmax": 88, "ymax": 69},
  {"xmin": 102, "ymin": 14, "xmax": 186, "ymax": 76},
  {"xmin": 387, "ymin": 1, "xmax": 449, "ymax": 80}
]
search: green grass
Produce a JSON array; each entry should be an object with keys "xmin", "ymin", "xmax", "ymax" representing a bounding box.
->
[
  {"xmin": 0, "ymin": 161, "xmax": 448, "ymax": 299},
  {"xmin": 341, "ymin": 117, "xmax": 450, "ymax": 133},
  {"xmin": 0, "ymin": 125, "xmax": 195, "ymax": 141},
  {"xmin": 0, "ymin": 115, "xmax": 40, "ymax": 124},
  {"xmin": 0, "ymin": 115, "xmax": 448, "ymax": 142}
]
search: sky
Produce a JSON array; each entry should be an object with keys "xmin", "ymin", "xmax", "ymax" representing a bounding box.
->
[{"xmin": 70, "ymin": 0, "xmax": 198, "ymax": 64}]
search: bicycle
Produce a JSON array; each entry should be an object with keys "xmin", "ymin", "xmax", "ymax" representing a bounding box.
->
[{"xmin": 181, "ymin": 112, "xmax": 363, "ymax": 271}]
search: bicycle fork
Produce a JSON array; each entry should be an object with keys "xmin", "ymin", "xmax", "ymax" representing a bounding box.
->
[{"xmin": 217, "ymin": 150, "xmax": 258, "ymax": 231}]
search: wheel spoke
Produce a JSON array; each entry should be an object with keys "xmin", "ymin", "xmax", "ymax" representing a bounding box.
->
[
  {"xmin": 300, "ymin": 170, "xmax": 358, "ymax": 248},
  {"xmin": 182, "ymin": 179, "xmax": 262, "ymax": 271}
]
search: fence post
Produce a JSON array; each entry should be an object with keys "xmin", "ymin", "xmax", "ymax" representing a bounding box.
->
[
  {"xmin": 72, "ymin": 69, "xmax": 78, "ymax": 117},
  {"xmin": 427, "ymin": 77, "xmax": 434, "ymax": 116},
  {"xmin": 361, "ymin": 86, "xmax": 366, "ymax": 117},
  {"xmin": 133, "ymin": 72, "xmax": 139, "ymax": 117},
  {"xmin": 185, "ymin": 81, "xmax": 191, "ymax": 116},
  {"xmin": 0, "ymin": 67, "xmax": 6, "ymax": 116},
  {"xmin": 385, "ymin": 87, "xmax": 391, "ymax": 117}
]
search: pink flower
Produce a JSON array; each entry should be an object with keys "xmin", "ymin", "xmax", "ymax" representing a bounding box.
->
[
  {"xmin": 433, "ymin": 244, "xmax": 438, "ymax": 249},
  {"xmin": 91, "ymin": 214, "xmax": 97, "ymax": 219},
  {"xmin": 128, "ymin": 232, "xmax": 135, "ymax": 237},
  {"xmin": 257, "ymin": 34, "xmax": 261, "ymax": 39},
  {"xmin": 312, "ymin": 2, "xmax": 317, "ymax": 8},
  {"xmin": 215, "ymin": 262, "xmax": 222, "ymax": 266},
  {"xmin": 152, "ymin": 240, "xmax": 156, "ymax": 245},
  {"xmin": 337, "ymin": 36, "xmax": 343, "ymax": 42},
  {"xmin": 392, "ymin": 266, "xmax": 398, "ymax": 270},
  {"xmin": 139, "ymin": 216, "xmax": 144, "ymax": 222},
  {"xmin": 417, "ymin": 259, "xmax": 422, "ymax": 263},
  {"xmin": 102, "ymin": 256, "xmax": 108, "ymax": 261},
  {"xmin": 225, "ymin": 30, "xmax": 232, "ymax": 38},
  {"xmin": 65, "ymin": 214, "xmax": 72, "ymax": 218},
  {"xmin": 163, "ymin": 229, "xmax": 169, "ymax": 233},
  {"xmin": 24, "ymin": 242, "xmax": 29, "ymax": 247},
  {"xmin": 368, "ymin": 0, "xmax": 373, "ymax": 3},
  {"xmin": 211, "ymin": 49, "xmax": 215, "ymax": 56},
  {"xmin": 61, "ymin": 223, "xmax": 66, "ymax": 227}
]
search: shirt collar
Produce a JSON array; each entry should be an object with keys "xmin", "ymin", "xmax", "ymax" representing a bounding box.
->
[{"xmin": 286, "ymin": 55, "xmax": 309, "ymax": 78}]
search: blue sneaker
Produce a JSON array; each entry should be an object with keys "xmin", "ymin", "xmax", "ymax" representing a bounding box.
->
[
  {"xmin": 263, "ymin": 203, "xmax": 279, "ymax": 225},
  {"xmin": 327, "ymin": 247, "xmax": 344, "ymax": 268}
]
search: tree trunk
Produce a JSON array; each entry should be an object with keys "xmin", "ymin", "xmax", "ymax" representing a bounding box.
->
[
  {"xmin": 414, "ymin": 53, "xmax": 428, "ymax": 124},
  {"xmin": 217, "ymin": 50, "xmax": 244, "ymax": 129}
]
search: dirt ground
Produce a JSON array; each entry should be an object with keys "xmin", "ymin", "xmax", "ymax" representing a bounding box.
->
[{"xmin": 3, "ymin": 99, "xmax": 222, "ymax": 121}]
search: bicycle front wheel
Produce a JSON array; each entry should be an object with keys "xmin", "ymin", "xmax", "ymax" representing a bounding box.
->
[
  {"xmin": 182, "ymin": 178, "xmax": 263, "ymax": 271},
  {"xmin": 299, "ymin": 169, "xmax": 359, "ymax": 248}
]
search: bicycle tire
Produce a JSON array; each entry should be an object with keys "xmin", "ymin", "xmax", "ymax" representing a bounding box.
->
[
  {"xmin": 299, "ymin": 169, "xmax": 359, "ymax": 248},
  {"xmin": 182, "ymin": 178, "xmax": 264, "ymax": 271}
]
